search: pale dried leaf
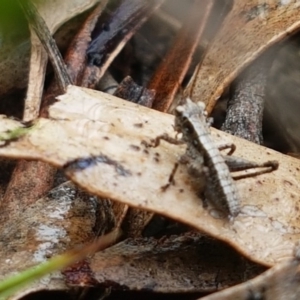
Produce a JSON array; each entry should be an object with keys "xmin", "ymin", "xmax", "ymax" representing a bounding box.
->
[
  {"xmin": 186, "ymin": 0, "xmax": 300, "ymax": 112},
  {"xmin": 35, "ymin": 0, "xmax": 99, "ymax": 34},
  {"xmin": 0, "ymin": 85, "xmax": 299, "ymax": 266}
]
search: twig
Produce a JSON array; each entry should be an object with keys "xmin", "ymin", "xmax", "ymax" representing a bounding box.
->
[
  {"xmin": 221, "ymin": 50, "xmax": 276, "ymax": 144},
  {"xmin": 65, "ymin": 0, "xmax": 109, "ymax": 85},
  {"xmin": 22, "ymin": 31, "xmax": 48, "ymax": 121},
  {"xmin": 81, "ymin": 0, "xmax": 164, "ymax": 89},
  {"xmin": 148, "ymin": 0, "xmax": 213, "ymax": 112},
  {"xmin": 18, "ymin": 0, "xmax": 72, "ymax": 92}
]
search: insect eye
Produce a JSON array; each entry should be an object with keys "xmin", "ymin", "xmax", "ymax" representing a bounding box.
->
[
  {"xmin": 183, "ymin": 127, "xmax": 190, "ymax": 134},
  {"xmin": 181, "ymin": 116, "xmax": 187, "ymax": 122}
]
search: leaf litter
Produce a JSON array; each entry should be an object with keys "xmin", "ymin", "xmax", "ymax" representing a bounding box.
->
[
  {"xmin": 2, "ymin": 1, "xmax": 300, "ymax": 298},
  {"xmin": 0, "ymin": 181, "xmax": 99, "ymax": 299},
  {"xmin": 0, "ymin": 85, "xmax": 299, "ymax": 267},
  {"xmin": 186, "ymin": 0, "xmax": 300, "ymax": 113}
]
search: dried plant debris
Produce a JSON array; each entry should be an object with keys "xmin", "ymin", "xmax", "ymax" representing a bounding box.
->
[
  {"xmin": 148, "ymin": 0, "xmax": 213, "ymax": 112},
  {"xmin": 0, "ymin": 86, "xmax": 299, "ymax": 266},
  {"xmin": 200, "ymin": 245, "xmax": 300, "ymax": 300},
  {"xmin": 81, "ymin": 0, "xmax": 164, "ymax": 89},
  {"xmin": 114, "ymin": 76, "xmax": 155, "ymax": 108},
  {"xmin": 0, "ymin": 0, "xmax": 101, "ymax": 98},
  {"xmin": 18, "ymin": 0, "xmax": 72, "ymax": 93},
  {"xmin": 186, "ymin": 0, "xmax": 300, "ymax": 113},
  {"xmin": 63, "ymin": 233, "xmax": 266, "ymax": 293},
  {"xmin": 0, "ymin": 181, "xmax": 99, "ymax": 299},
  {"xmin": 221, "ymin": 49, "xmax": 276, "ymax": 145}
]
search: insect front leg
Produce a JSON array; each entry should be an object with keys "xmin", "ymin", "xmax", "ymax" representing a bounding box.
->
[
  {"xmin": 161, "ymin": 163, "xmax": 179, "ymax": 191},
  {"xmin": 142, "ymin": 133, "xmax": 184, "ymax": 191},
  {"xmin": 218, "ymin": 143, "xmax": 236, "ymax": 156},
  {"xmin": 141, "ymin": 133, "xmax": 183, "ymax": 148}
]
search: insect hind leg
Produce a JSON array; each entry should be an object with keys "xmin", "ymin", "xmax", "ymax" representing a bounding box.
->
[
  {"xmin": 161, "ymin": 163, "xmax": 179, "ymax": 191},
  {"xmin": 225, "ymin": 156, "xmax": 279, "ymax": 180}
]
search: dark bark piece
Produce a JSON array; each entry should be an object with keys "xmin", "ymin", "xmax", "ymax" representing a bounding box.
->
[
  {"xmin": 121, "ymin": 207, "xmax": 158, "ymax": 238},
  {"xmin": 86, "ymin": 0, "xmax": 152, "ymax": 66},
  {"xmin": 81, "ymin": 0, "xmax": 164, "ymax": 89},
  {"xmin": 221, "ymin": 50, "xmax": 276, "ymax": 144},
  {"xmin": 65, "ymin": 0, "xmax": 109, "ymax": 85},
  {"xmin": 113, "ymin": 76, "xmax": 155, "ymax": 108}
]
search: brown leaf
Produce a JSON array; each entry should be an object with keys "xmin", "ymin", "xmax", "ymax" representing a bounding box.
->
[
  {"xmin": 80, "ymin": 233, "xmax": 264, "ymax": 293},
  {"xmin": 200, "ymin": 246, "xmax": 300, "ymax": 300},
  {"xmin": 0, "ymin": 85, "xmax": 299, "ymax": 266},
  {"xmin": 0, "ymin": 181, "xmax": 98, "ymax": 299},
  {"xmin": 147, "ymin": 0, "xmax": 213, "ymax": 112},
  {"xmin": 185, "ymin": 0, "xmax": 300, "ymax": 113}
]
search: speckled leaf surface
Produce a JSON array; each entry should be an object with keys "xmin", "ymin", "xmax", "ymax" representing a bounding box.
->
[
  {"xmin": 0, "ymin": 85, "xmax": 299, "ymax": 266},
  {"xmin": 186, "ymin": 0, "xmax": 300, "ymax": 112}
]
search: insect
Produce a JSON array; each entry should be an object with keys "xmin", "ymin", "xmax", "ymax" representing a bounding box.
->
[{"xmin": 146, "ymin": 98, "xmax": 278, "ymax": 218}]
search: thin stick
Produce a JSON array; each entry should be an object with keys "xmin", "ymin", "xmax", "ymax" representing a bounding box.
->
[
  {"xmin": 81, "ymin": 0, "xmax": 164, "ymax": 89},
  {"xmin": 148, "ymin": 0, "xmax": 213, "ymax": 112},
  {"xmin": 18, "ymin": 0, "xmax": 72, "ymax": 92},
  {"xmin": 221, "ymin": 51, "xmax": 276, "ymax": 144}
]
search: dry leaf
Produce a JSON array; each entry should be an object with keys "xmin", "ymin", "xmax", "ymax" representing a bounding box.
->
[
  {"xmin": 186, "ymin": 0, "xmax": 300, "ymax": 112},
  {"xmin": 0, "ymin": 85, "xmax": 299, "ymax": 266},
  {"xmin": 0, "ymin": 0, "xmax": 101, "ymax": 99},
  {"xmin": 0, "ymin": 181, "xmax": 98, "ymax": 299},
  {"xmin": 69, "ymin": 232, "xmax": 264, "ymax": 293},
  {"xmin": 23, "ymin": 0, "xmax": 105, "ymax": 120},
  {"xmin": 147, "ymin": 0, "xmax": 212, "ymax": 112},
  {"xmin": 200, "ymin": 246, "xmax": 300, "ymax": 300}
]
